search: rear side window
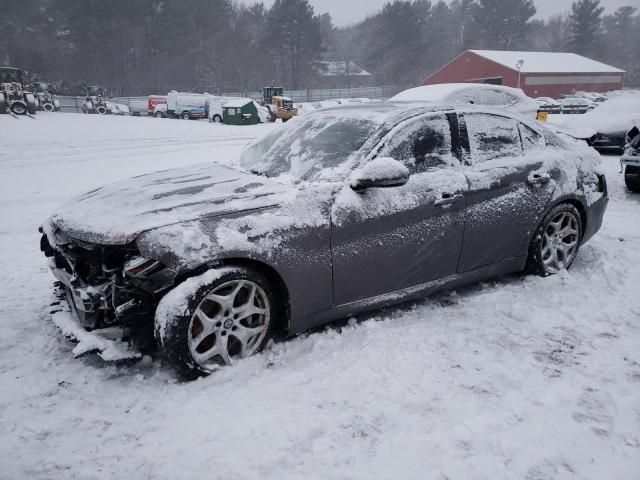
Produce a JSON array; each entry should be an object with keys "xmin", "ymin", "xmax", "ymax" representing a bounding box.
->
[
  {"xmin": 464, "ymin": 113, "xmax": 522, "ymax": 163},
  {"xmin": 379, "ymin": 115, "xmax": 455, "ymax": 174}
]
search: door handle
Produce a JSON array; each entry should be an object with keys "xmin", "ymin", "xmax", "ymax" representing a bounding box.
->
[
  {"xmin": 434, "ymin": 193, "xmax": 464, "ymax": 206},
  {"xmin": 527, "ymin": 173, "xmax": 551, "ymax": 187}
]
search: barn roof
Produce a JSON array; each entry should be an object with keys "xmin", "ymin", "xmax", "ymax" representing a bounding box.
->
[{"xmin": 470, "ymin": 50, "xmax": 625, "ymax": 74}]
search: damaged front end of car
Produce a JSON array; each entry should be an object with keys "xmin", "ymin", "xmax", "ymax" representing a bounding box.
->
[{"xmin": 40, "ymin": 222, "xmax": 175, "ymax": 354}]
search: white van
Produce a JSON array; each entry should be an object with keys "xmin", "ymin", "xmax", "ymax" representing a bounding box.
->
[{"xmin": 167, "ymin": 91, "xmax": 208, "ymax": 120}]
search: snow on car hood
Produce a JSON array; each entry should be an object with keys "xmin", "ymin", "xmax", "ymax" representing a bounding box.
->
[{"xmin": 46, "ymin": 162, "xmax": 291, "ymax": 245}]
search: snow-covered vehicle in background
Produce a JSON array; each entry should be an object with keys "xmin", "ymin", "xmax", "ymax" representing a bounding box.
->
[
  {"xmin": 133, "ymin": 95, "xmax": 168, "ymax": 117},
  {"xmin": 390, "ymin": 83, "xmax": 540, "ymax": 118},
  {"xmin": 205, "ymin": 95, "xmax": 232, "ymax": 123},
  {"xmin": 153, "ymin": 103, "xmax": 167, "ymax": 118},
  {"xmin": 621, "ymin": 125, "xmax": 640, "ymax": 193},
  {"xmin": 167, "ymin": 91, "xmax": 207, "ymax": 120},
  {"xmin": 148, "ymin": 95, "xmax": 166, "ymax": 116},
  {"xmin": 128, "ymin": 99, "xmax": 148, "ymax": 116},
  {"xmin": 32, "ymin": 82, "xmax": 60, "ymax": 112},
  {"xmin": 555, "ymin": 92, "xmax": 640, "ymax": 154},
  {"xmin": 40, "ymin": 102, "xmax": 608, "ymax": 378},
  {"xmin": 82, "ymin": 86, "xmax": 108, "ymax": 114},
  {"xmin": 534, "ymin": 97, "xmax": 561, "ymax": 114},
  {"xmin": 560, "ymin": 96, "xmax": 596, "ymax": 114},
  {"xmin": 0, "ymin": 67, "xmax": 37, "ymax": 116},
  {"xmin": 106, "ymin": 102, "xmax": 129, "ymax": 116}
]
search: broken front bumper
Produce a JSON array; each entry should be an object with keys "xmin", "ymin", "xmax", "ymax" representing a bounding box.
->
[{"xmin": 48, "ymin": 256, "xmax": 110, "ymax": 329}]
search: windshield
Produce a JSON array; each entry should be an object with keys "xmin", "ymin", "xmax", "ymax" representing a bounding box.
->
[
  {"xmin": 0, "ymin": 69, "xmax": 22, "ymax": 84},
  {"xmin": 86, "ymin": 86, "xmax": 103, "ymax": 96},
  {"xmin": 240, "ymin": 114, "xmax": 379, "ymax": 181},
  {"xmin": 34, "ymin": 83, "xmax": 49, "ymax": 92}
]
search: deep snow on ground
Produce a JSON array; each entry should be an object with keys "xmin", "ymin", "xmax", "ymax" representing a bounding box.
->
[{"xmin": 1, "ymin": 113, "xmax": 639, "ymax": 480}]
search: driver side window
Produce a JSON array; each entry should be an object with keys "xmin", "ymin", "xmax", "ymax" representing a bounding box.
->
[{"xmin": 379, "ymin": 115, "xmax": 456, "ymax": 174}]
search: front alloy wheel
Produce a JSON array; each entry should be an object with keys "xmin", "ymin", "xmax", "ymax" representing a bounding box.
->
[
  {"xmin": 528, "ymin": 204, "xmax": 582, "ymax": 276},
  {"xmin": 188, "ymin": 279, "xmax": 270, "ymax": 368},
  {"xmin": 156, "ymin": 267, "xmax": 276, "ymax": 378}
]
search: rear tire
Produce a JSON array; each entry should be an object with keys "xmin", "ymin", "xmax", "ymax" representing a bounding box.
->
[
  {"xmin": 0, "ymin": 93, "xmax": 6, "ymax": 114},
  {"xmin": 212, "ymin": 114, "xmax": 222, "ymax": 123},
  {"xmin": 527, "ymin": 203, "xmax": 583, "ymax": 276},
  {"xmin": 155, "ymin": 111, "xmax": 165, "ymax": 118},
  {"xmin": 27, "ymin": 99, "xmax": 37, "ymax": 115},
  {"xmin": 181, "ymin": 111, "xmax": 191, "ymax": 120},
  {"xmin": 155, "ymin": 267, "xmax": 278, "ymax": 379},
  {"xmin": 10, "ymin": 101, "xmax": 27, "ymax": 115}
]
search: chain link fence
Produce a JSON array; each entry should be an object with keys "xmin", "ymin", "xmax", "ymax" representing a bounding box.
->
[{"xmin": 56, "ymin": 86, "xmax": 399, "ymax": 113}]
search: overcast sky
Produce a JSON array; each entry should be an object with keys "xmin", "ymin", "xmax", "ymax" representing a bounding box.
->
[{"xmin": 239, "ymin": 0, "xmax": 635, "ymax": 26}]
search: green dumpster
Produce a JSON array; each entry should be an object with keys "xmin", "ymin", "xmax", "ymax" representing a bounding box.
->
[{"xmin": 223, "ymin": 98, "xmax": 260, "ymax": 125}]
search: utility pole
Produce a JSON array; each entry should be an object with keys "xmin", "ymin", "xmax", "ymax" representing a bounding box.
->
[{"xmin": 516, "ymin": 59, "xmax": 525, "ymax": 89}]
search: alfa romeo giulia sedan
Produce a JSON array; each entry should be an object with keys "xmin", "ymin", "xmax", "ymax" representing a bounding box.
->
[{"xmin": 40, "ymin": 103, "xmax": 608, "ymax": 377}]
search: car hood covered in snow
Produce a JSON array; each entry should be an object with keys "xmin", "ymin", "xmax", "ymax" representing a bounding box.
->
[{"xmin": 45, "ymin": 162, "xmax": 291, "ymax": 245}]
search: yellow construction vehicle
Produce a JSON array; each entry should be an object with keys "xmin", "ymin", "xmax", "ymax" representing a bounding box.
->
[{"xmin": 262, "ymin": 86, "xmax": 298, "ymax": 122}]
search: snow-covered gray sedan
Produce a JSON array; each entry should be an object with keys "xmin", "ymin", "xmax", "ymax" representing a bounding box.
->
[{"xmin": 40, "ymin": 103, "xmax": 609, "ymax": 377}]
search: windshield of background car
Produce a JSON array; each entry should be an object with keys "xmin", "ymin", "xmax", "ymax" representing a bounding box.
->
[
  {"xmin": 0, "ymin": 69, "xmax": 22, "ymax": 83},
  {"xmin": 35, "ymin": 83, "xmax": 49, "ymax": 92},
  {"xmin": 87, "ymin": 87, "xmax": 102, "ymax": 96},
  {"xmin": 240, "ymin": 114, "xmax": 380, "ymax": 181}
]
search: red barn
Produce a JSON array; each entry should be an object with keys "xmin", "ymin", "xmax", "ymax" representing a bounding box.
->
[{"xmin": 424, "ymin": 50, "xmax": 625, "ymax": 99}]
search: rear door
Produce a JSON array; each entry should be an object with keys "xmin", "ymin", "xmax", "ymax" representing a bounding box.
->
[
  {"xmin": 457, "ymin": 112, "xmax": 555, "ymax": 272},
  {"xmin": 331, "ymin": 113, "xmax": 469, "ymax": 305}
]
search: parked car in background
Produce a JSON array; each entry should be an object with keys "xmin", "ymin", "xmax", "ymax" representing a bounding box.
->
[
  {"xmin": 535, "ymin": 97, "xmax": 561, "ymax": 114},
  {"xmin": 129, "ymin": 100, "xmax": 149, "ymax": 117},
  {"xmin": 40, "ymin": 102, "xmax": 608, "ymax": 377},
  {"xmin": 574, "ymin": 91, "xmax": 607, "ymax": 103},
  {"xmin": 621, "ymin": 126, "xmax": 640, "ymax": 192},
  {"xmin": 153, "ymin": 103, "xmax": 167, "ymax": 118},
  {"xmin": 390, "ymin": 83, "xmax": 540, "ymax": 118},
  {"xmin": 148, "ymin": 95, "xmax": 167, "ymax": 115},
  {"xmin": 561, "ymin": 92, "xmax": 640, "ymax": 153},
  {"xmin": 205, "ymin": 95, "xmax": 232, "ymax": 123},
  {"xmin": 560, "ymin": 97, "xmax": 596, "ymax": 114},
  {"xmin": 167, "ymin": 91, "xmax": 208, "ymax": 120},
  {"xmin": 106, "ymin": 102, "xmax": 129, "ymax": 116}
]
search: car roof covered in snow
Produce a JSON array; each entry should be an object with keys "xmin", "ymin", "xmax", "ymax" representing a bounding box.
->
[
  {"xmin": 470, "ymin": 50, "xmax": 625, "ymax": 74},
  {"xmin": 390, "ymin": 83, "xmax": 529, "ymax": 102}
]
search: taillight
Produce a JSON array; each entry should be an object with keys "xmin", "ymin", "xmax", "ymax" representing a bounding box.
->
[{"xmin": 597, "ymin": 174, "xmax": 607, "ymax": 194}]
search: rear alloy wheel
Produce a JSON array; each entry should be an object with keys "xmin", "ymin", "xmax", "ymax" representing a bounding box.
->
[
  {"xmin": 156, "ymin": 267, "xmax": 275, "ymax": 378},
  {"xmin": 528, "ymin": 204, "xmax": 582, "ymax": 276}
]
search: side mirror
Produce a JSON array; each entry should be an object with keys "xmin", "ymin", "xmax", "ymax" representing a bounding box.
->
[{"xmin": 350, "ymin": 157, "xmax": 410, "ymax": 191}]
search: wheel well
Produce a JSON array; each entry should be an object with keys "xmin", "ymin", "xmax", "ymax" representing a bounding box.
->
[{"xmin": 175, "ymin": 258, "xmax": 291, "ymax": 334}]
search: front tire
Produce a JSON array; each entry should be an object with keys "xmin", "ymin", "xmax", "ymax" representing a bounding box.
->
[
  {"xmin": 10, "ymin": 101, "xmax": 27, "ymax": 115},
  {"xmin": 155, "ymin": 267, "xmax": 276, "ymax": 379},
  {"xmin": 181, "ymin": 111, "xmax": 191, "ymax": 120},
  {"xmin": 527, "ymin": 203, "xmax": 583, "ymax": 276}
]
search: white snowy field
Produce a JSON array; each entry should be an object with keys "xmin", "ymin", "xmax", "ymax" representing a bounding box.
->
[{"xmin": 0, "ymin": 112, "xmax": 639, "ymax": 480}]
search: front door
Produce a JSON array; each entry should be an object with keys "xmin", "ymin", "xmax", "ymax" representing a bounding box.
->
[{"xmin": 330, "ymin": 113, "xmax": 469, "ymax": 306}]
